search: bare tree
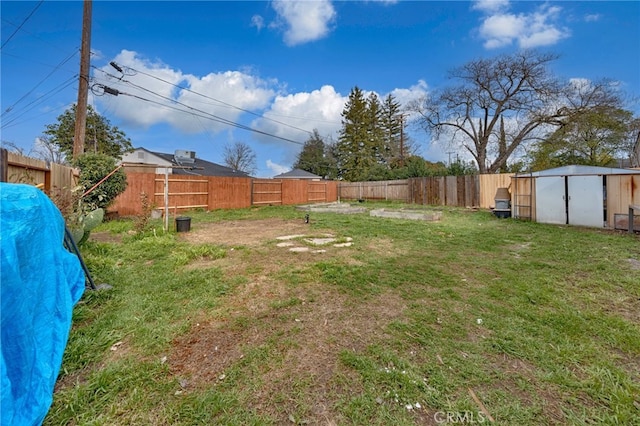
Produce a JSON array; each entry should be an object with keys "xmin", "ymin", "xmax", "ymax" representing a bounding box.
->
[
  {"xmin": 223, "ymin": 141, "xmax": 257, "ymax": 175},
  {"xmin": 0, "ymin": 141, "xmax": 28, "ymax": 156},
  {"xmin": 1, "ymin": 137, "xmax": 69, "ymax": 165},
  {"xmin": 410, "ymin": 51, "xmax": 565, "ymax": 173},
  {"xmin": 33, "ymin": 136, "xmax": 68, "ymax": 164}
]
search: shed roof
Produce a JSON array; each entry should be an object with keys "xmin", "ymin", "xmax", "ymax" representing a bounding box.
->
[{"xmin": 515, "ymin": 165, "xmax": 640, "ymax": 178}]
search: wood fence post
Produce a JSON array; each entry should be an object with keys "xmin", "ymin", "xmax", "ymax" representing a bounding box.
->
[{"xmin": 0, "ymin": 148, "xmax": 7, "ymax": 182}]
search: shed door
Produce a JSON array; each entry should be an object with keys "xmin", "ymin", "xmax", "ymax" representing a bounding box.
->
[
  {"xmin": 567, "ymin": 175, "xmax": 604, "ymax": 227},
  {"xmin": 535, "ymin": 176, "xmax": 566, "ymax": 224}
]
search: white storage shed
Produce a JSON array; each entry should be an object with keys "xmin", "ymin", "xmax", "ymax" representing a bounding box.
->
[{"xmin": 511, "ymin": 165, "xmax": 640, "ymax": 229}]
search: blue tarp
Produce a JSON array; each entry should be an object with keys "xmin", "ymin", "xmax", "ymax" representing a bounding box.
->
[{"xmin": 1, "ymin": 183, "xmax": 85, "ymax": 425}]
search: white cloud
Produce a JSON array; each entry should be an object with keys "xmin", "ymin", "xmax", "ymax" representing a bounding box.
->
[
  {"xmin": 95, "ymin": 50, "xmax": 275, "ymax": 134},
  {"xmin": 251, "ymin": 81, "xmax": 430, "ymax": 148},
  {"xmin": 365, "ymin": 0, "xmax": 399, "ymax": 4},
  {"xmin": 251, "ymin": 14, "xmax": 265, "ymax": 31},
  {"xmin": 176, "ymin": 71, "xmax": 275, "ymax": 133},
  {"xmin": 584, "ymin": 14, "xmax": 601, "ymax": 23},
  {"xmin": 96, "ymin": 50, "xmax": 431, "ymax": 164},
  {"xmin": 271, "ymin": 0, "xmax": 336, "ymax": 46},
  {"xmin": 252, "ymin": 85, "xmax": 346, "ymax": 145},
  {"xmin": 266, "ymin": 159, "xmax": 290, "ymax": 176},
  {"xmin": 476, "ymin": 3, "xmax": 570, "ymax": 49},
  {"xmin": 479, "ymin": 13, "xmax": 526, "ymax": 48},
  {"xmin": 388, "ymin": 80, "xmax": 429, "ymax": 104},
  {"xmin": 472, "ymin": 0, "xmax": 510, "ymax": 14}
]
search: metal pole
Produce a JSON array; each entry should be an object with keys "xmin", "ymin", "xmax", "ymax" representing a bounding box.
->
[{"xmin": 164, "ymin": 168, "xmax": 169, "ymax": 232}]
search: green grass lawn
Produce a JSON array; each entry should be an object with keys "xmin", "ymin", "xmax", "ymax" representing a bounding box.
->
[{"xmin": 46, "ymin": 204, "xmax": 640, "ymax": 425}]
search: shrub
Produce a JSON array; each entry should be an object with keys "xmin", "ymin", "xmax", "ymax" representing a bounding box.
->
[{"xmin": 74, "ymin": 153, "xmax": 127, "ymax": 210}]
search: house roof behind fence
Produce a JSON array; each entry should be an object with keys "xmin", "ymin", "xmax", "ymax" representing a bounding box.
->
[
  {"xmin": 123, "ymin": 147, "xmax": 251, "ymax": 178},
  {"xmin": 273, "ymin": 168, "xmax": 322, "ymax": 179}
]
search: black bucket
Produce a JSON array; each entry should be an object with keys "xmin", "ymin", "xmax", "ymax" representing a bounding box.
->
[{"xmin": 175, "ymin": 216, "xmax": 191, "ymax": 232}]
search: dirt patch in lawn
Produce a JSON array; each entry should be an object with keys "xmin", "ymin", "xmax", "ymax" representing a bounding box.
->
[
  {"xmin": 170, "ymin": 286, "xmax": 407, "ymax": 422},
  {"xmin": 169, "ymin": 217, "xmax": 409, "ymax": 423},
  {"xmin": 89, "ymin": 231, "xmax": 124, "ymax": 244},
  {"xmin": 178, "ymin": 218, "xmax": 316, "ymax": 247}
]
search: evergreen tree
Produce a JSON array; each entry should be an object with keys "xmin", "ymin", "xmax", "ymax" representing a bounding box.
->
[
  {"xmin": 336, "ymin": 87, "xmax": 371, "ymax": 181},
  {"xmin": 380, "ymin": 94, "xmax": 404, "ymax": 166},
  {"xmin": 365, "ymin": 92, "xmax": 385, "ymax": 165},
  {"xmin": 293, "ymin": 129, "xmax": 337, "ymax": 178}
]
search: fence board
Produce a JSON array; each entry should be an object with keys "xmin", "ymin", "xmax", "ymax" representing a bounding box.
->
[
  {"xmin": 479, "ymin": 174, "xmax": 514, "ymax": 209},
  {"xmin": 339, "ymin": 180, "xmax": 409, "ymax": 201},
  {"xmin": 252, "ymin": 179, "xmax": 283, "ymax": 205},
  {"xmin": 341, "ymin": 174, "xmax": 513, "ymax": 209},
  {"xmin": 282, "ymin": 180, "xmax": 308, "ymax": 205},
  {"xmin": 209, "ymin": 177, "xmax": 252, "ymax": 209},
  {"xmin": 110, "ymin": 172, "xmax": 156, "ymax": 216},
  {"xmin": 2, "ymin": 151, "xmax": 78, "ymax": 208},
  {"xmin": 511, "ymin": 176, "xmax": 535, "ymax": 220},
  {"xmin": 606, "ymin": 175, "xmax": 640, "ymax": 227},
  {"xmin": 445, "ymin": 176, "xmax": 457, "ymax": 206},
  {"xmin": 308, "ymin": 181, "xmax": 327, "ymax": 202},
  {"xmin": 6, "ymin": 152, "xmax": 47, "ymax": 186}
]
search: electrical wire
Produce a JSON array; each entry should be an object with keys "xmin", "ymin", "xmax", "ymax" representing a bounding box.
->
[
  {"xmin": 90, "ymin": 67, "xmax": 308, "ymax": 146},
  {"xmin": 1, "ymin": 17, "xmax": 78, "ymax": 55},
  {"xmin": 1, "ymin": 75, "xmax": 78, "ymax": 129},
  {"xmin": 2, "ymin": 49, "xmax": 79, "ymax": 118},
  {"xmin": 89, "ymin": 83, "xmax": 304, "ymax": 145},
  {"xmin": 107, "ymin": 63, "xmax": 316, "ymax": 135},
  {"xmin": 1, "ymin": 0, "xmax": 44, "ymax": 50}
]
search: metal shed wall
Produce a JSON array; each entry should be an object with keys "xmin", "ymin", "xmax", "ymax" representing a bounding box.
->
[{"xmin": 512, "ymin": 166, "xmax": 640, "ymax": 228}]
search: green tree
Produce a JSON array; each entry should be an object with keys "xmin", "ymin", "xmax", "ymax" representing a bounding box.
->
[
  {"xmin": 365, "ymin": 92, "xmax": 385, "ymax": 165},
  {"xmin": 380, "ymin": 94, "xmax": 407, "ymax": 166},
  {"xmin": 44, "ymin": 104, "xmax": 132, "ymax": 159},
  {"xmin": 390, "ymin": 155, "xmax": 430, "ymax": 179},
  {"xmin": 446, "ymin": 158, "xmax": 478, "ymax": 176},
  {"xmin": 336, "ymin": 87, "xmax": 372, "ymax": 181},
  {"xmin": 293, "ymin": 129, "xmax": 337, "ymax": 178},
  {"xmin": 74, "ymin": 153, "xmax": 127, "ymax": 210},
  {"xmin": 529, "ymin": 107, "xmax": 636, "ymax": 169}
]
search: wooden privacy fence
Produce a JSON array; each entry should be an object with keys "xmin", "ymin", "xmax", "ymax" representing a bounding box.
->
[
  {"xmin": 110, "ymin": 173, "xmax": 338, "ymax": 216},
  {"xmin": 409, "ymin": 175, "xmax": 480, "ymax": 207},
  {"xmin": 338, "ymin": 180, "xmax": 410, "ymax": 202},
  {"xmin": 338, "ymin": 174, "xmax": 514, "ymax": 209},
  {"xmin": 0, "ymin": 148, "xmax": 78, "ymax": 207}
]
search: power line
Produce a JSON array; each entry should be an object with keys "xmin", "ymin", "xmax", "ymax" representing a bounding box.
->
[
  {"xmin": 1, "ymin": 17, "xmax": 77, "ymax": 55},
  {"xmin": 2, "ymin": 49, "xmax": 79, "ymax": 118},
  {"xmin": 1, "ymin": 75, "xmax": 78, "ymax": 129},
  {"xmin": 1, "ymin": 0, "xmax": 45, "ymax": 50},
  {"xmin": 107, "ymin": 62, "xmax": 315, "ymax": 136},
  {"xmin": 90, "ymin": 83, "xmax": 304, "ymax": 146}
]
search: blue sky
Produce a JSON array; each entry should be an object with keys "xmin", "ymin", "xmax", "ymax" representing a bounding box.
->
[{"xmin": 2, "ymin": 0, "xmax": 639, "ymax": 177}]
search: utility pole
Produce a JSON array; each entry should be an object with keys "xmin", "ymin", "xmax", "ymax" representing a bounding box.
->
[
  {"xmin": 447, "ymin": 151, "xmax": 455, "ymax": 165},
  {"xmin": 399, "ymin": 114, "xmax": 405, "ymax": 166},
  {"xmin": 73, "ymin": 0, "xmax": 92, "ymax": 159}
]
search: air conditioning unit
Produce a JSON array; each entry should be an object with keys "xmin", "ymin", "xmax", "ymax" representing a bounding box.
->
[{"xmin": 174, "ymin": 149, "xmax": 196, "ymax": 164}]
